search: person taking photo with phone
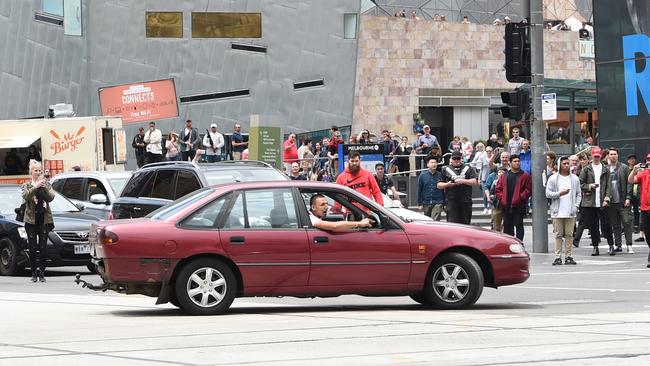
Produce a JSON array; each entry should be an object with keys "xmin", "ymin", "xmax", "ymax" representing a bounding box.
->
[
  {"xmin": 546, "ymin": 156, "xmax": 581, "ymax": 265},
  {"xmin": 21, "ymin": 160, "xmax": 55, "ymax": 282}
]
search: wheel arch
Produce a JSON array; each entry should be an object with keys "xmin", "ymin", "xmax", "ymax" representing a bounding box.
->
[
  {"xmin": 433, "ymin": 246, "xmax": 494, "ymax": 287},
  {"xmin": 169, "ymin": 253, "xmax": 244, "ymax": 296}
]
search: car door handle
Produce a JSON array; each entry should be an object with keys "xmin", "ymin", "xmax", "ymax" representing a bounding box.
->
[
  {"xmin": 313, "ymin": 236, "xmax": 329, "ymax": 244},
  {"xmin": 230, "ymin": 236, "xmax": 245, "ymax": 244}
]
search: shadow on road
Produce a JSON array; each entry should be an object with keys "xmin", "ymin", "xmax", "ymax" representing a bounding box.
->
[{"xmin": 109, "ymin": 302, "xmax": 542, "ymax": 317}]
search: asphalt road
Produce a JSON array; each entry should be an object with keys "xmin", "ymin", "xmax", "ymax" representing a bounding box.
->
[{"xmin": 1, "ymin": 226, "xmax": 650, "ymax": 365}]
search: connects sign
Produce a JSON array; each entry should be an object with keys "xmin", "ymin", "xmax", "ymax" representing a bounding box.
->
[
  {"xmin": 50, "ymin": 127, "xmax": 85, "ymax": 155},
  {"xmin": 99, "ymin": 79, "xmax": 179, "ymax": 124},
  {"xmin": 121, "ymin": 85, "xmax": 155, "ymax": 105}
]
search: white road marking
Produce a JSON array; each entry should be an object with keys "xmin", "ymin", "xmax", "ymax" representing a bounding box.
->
[
  {"xmin": 515, "ymin": 299, "xmax": 611, "ymax": 305},
  {"xmin": 534, "ymin": 268, "xmax": 648, "ymax": 275},
  {"xmin": 515, "ymin": 285, "xmax": 650, "ymax": 293}
]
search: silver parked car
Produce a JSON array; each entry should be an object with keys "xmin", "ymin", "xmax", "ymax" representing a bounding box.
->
[{"xmin": 50, "ymin": 171, "xmax": 132, "ymax": 219}]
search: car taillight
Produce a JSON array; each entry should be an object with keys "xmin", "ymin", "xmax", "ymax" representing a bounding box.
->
[{"xmin": 99, "ymin": 229, "xmax": 119, "ymax": 245}]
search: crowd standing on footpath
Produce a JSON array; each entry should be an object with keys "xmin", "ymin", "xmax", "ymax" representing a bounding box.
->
[{"xmin": 126, "ymin": 121, "xmax": 649, "ymax": 269}]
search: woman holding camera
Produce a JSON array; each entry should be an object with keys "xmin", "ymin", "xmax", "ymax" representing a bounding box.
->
[{"xmin": 21, "ymin": 160, "xmax": 55, "ymax": 282}]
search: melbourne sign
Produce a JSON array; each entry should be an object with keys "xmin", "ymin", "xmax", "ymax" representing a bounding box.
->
[
  {"xmin": 98, "ymin": 79, "xmax": 179, "ymax": 124},
  {"xmin": 594, "ymin": 0, "xmax": 650, "ymax": 155}
]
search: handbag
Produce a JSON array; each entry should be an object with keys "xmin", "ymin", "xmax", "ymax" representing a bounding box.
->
[{"xmin": 15, "ymin": 202, "xmax": 26, "ymax": 222}]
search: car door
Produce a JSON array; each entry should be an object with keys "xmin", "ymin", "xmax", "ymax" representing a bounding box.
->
[
  {"xmin": 302, "ymin": 189, "xmax": 412, "ymax": 287},
  {"xmin": 219, "ymin": 188, "xmax": 310, "ymax": 289},
  {"xmin": 84, "ymin": 178, "xmax": 110, "ymax": 219}
]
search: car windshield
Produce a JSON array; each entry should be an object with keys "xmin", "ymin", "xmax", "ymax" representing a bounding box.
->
[
  {"xmin": 382, "ymin": 194, "xmax": 401, "ymax": 208},
  {"xmin": 0, "ymin": 187, "xmax": 79, "ymax": 215},
  {"xmin": 203, "ymin": 169, "xmax": 287, "ymax": 186},
  {"xmin": 107, "ymin": 177, "xmax": 129, "ymax": 195},
  {"xmin": 147, "ymin": 188, "xmax": 214, "ymax": 220}
]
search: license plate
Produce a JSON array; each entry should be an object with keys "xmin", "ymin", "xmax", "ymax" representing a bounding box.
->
[{"xmin": 74, "ymin": 244, "xmax": 91, "ymax": 255}]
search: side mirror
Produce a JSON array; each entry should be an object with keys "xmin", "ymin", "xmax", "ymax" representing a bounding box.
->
[
  {"xmin": 75, "ymin": 202, "xmax": 86, "ymax": 211},
  {"xmin": 89, "ymin": 194, "xmax": 108, "ymax": 205}
]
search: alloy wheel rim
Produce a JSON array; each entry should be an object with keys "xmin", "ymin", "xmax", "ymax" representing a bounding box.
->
[
  {"xmin": 186, "ymin": 267, "xmax": 227, "ymax": 308},
  {"xmin": 432, "ymin": 263, "xmax": 470, "ymax": 303}
]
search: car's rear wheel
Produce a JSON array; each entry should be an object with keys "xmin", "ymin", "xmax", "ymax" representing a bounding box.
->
[
  {"xmin": 423, "ymin": 253, "xmax": 483, "ymax": 309},
  {"xmin": 0, "ymin": 238, "xmax": 19, "ymax": 276},
  {"xmin": 174, "ymin": 258, "xmax": 237, "ymax": 315}
]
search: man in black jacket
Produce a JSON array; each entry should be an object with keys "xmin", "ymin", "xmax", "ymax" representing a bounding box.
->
[
  {"xmin": 132, "ymin": 127, "xmax": 146, "ymax": 168},
  {"xmin": 179, "ymin": 119, "xmax": 200, "ymax": 162}
]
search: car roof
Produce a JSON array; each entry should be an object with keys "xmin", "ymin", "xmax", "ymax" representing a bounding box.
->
[
  {"xmin": 0, "ymin": 184, "xmax": 21, "ymax": 190},
  {"xmin": 137, "ymin": 160, "xmax": 277, "ymax": 172},
  {"xmin": 213, "ymin": 181, "xmax": 348, "ymax": 191},
  {"xmin": 51, "ymin": 171, "xmax": 133, "ymax": 180}
]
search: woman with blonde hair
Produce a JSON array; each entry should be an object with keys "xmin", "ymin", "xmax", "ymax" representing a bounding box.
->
[
  {"xmin": 21, "ymin": 160, "xmax": 55, "ymax": 282},
  {"xmin": 165, "ymin": 131, "xmax": 180, "ymax": 161}
]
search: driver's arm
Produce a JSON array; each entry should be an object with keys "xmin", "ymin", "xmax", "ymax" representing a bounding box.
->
[{"xmin": 313, "ymin": 218, "xmax": 372, "ymax": 233}]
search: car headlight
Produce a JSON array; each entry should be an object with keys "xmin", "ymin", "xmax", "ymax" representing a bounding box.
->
[
  {"xmin": 17, "ymin": 227, "xmax": 27, "ymax": 240},
  {"xmin": 509, "ymin": 243, "xmax": 525, "ymax": 254}
]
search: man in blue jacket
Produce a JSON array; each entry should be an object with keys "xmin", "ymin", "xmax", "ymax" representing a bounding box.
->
[
  {"xmin": 519, "ymin": 139, "xmax": 532, "ymax": 175},
  {"xmin": 417, "ymin": 157, "xmax": 445, "ymax": 220}
]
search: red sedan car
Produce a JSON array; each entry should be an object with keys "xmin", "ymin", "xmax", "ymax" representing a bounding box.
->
[{"xmin": 86, "ymin": 181, "xmax": 529, "ymax": 315}]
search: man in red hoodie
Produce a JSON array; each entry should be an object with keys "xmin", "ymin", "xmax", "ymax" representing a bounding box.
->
[
  {"xmin": 336, "ymin": 151, "xmax": 384, "ymax": 206},
  {"xmin": 496, "ymin": 154, "xmax": 532, "ymax": 240}
]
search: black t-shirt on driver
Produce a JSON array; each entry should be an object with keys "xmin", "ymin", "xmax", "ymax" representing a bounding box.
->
[{"xmin": 441, "ymin": 164, "xmax": 478, "ymax": 203}]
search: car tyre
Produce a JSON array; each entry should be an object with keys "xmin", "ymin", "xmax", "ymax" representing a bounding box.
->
[
  {"xmin": 86, "ymin": 264, "xmax": 97, "ymax": 274},
  {"xmin": 423, "ymin": 253, "xmax": 483, "ymax": 309},
  {"xmin": 0, "ymin": 238, "xmax": 19, "ymax": 276},
  {"xmin": 174, "ymin": 258, "xmax": 237, "ymax": 315}
]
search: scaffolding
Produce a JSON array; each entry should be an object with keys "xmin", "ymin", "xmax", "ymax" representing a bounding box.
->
[{"xmin": 363, "ymin": 0, "xmax": 593, "ymax": 24}]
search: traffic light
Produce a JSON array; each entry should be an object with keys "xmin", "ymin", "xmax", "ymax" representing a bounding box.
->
[
  {"xmin": 504, "ymin": 23, "xmax": 531, "ymax": 83},
  {"xmin": 500, "ymin": 89, "xmax": 529, "ymax": 121}
]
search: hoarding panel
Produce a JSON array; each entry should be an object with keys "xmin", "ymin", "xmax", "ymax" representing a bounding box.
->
[{"xmin": 98, "ymin": 79, "xmax": 179, "ymax": 124}]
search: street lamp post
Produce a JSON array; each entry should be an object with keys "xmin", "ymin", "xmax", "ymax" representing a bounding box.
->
[{"xmin": 529, "ymin": 0, "xmax": 548, "ymax": 253}]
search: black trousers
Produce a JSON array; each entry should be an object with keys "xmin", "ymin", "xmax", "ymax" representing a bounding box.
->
[
  {"xmin": 580, "ymin": 207, "xmax": 613, "ymax": 247},
  {"xmin": 181, "ymin": 150, "xmax": 196, "ymax": 162},
  {"xmin": 145, "ymin": 152, "xmax": 164, "ymax": 165},
  {"xmin": 641, "ymin": 211, "xmax": 650, "ymax": 262},
  {"xmin": 136, "ymin": 154, "xmax": 145, "ymax": 168},
  {"xmin": 503, "ymin": 206, "xmax": 525, "ymax": 240},
  {"xmin": 25, "ymin": 222, "xmax": 48, "ymax": 275},
  {"xmin": 446, "ymin": 201, "xmax": 472, "ymax": 225}
]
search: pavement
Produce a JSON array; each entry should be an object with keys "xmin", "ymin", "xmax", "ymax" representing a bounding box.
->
[{"xmin": 1, "ymin": 226, "xmax": 650, "ymax": 365}]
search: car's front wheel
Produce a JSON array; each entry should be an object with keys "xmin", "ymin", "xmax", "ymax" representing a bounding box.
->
[
  {"xmin": 423, "ymin": 253, "xmax": 484, "ymax": 309},
  {"xmin": 174, "ymin": 258, "xmax": 237, "ymax": 315},
  {"xmin": 0, "ymin": 238, "xmax": 19, "ymax": 276}
]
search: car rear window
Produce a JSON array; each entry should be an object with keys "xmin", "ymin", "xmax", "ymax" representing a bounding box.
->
[
  {"xmin": 203, "ymin": 168, "xmax": 287, "ymax": 186},
  {"xmin": 121, "ymin": 171, "xmax": 156, "ymax": 198},
  {"xmin": 148, "ymin": 188, "xmax": 214, "ymax": 220}
]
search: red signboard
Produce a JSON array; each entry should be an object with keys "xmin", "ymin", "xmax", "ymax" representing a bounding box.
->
[{"xmin": 99, "ymin": 79, "xmax": 179, "ymax": 124}]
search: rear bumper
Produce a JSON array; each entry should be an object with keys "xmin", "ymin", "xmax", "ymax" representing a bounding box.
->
[
  {"xmin": 94, "ymin": 256, "xmax": 171, "ymax": 283},
  {"xmin": 489, "ymin": 255, "xmax": 530, "ymax": 287}
]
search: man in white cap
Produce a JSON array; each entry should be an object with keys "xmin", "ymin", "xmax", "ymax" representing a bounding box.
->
[
  {"xmin": 203, "ymin": 123, "xmax": 225, "ymax": 163},
  {"xmin": 504, "ymin": 16, "xmax": 511, "ymax": 24},
  {"xmin": 414, "ymin": 125, "xmax": 439, "ymax": 174}
]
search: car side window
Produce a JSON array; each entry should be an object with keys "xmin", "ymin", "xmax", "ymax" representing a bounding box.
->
[
  {"xmin": 221, "ymin": 192, "xmax": 245, "ymax": 229},
  {"xmin": 51, "ymin": 178, "xmax": 65, "ymax": 192},
  {"xmin": 180, "ymin": 194, "xmax": 229, "ymax": 228},
  {"xmin": 175, "ymin": 170, "xmax": 202, "ymax": 199},
  {"xmin": 245, "ymin": 189, "xmax": 298, "ymax": 229},
  {"xmin": 61, "ymin": 178, "xmax": 84, "ymax": 200},
  {"xmin": 87, "ymin": 179, "xmax": 108, "ymax": 200},
  {"xmin": 122, "ymin": 171, "xmax": 155, "ymax": 198},
  {"xmin": 150, "ymin": 170, "xmax": 177, "ymax": 199}
]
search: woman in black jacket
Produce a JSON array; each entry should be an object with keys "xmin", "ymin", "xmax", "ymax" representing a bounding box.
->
[{"xmin": 393, "ymin": 136, "xmax": 413, "ymax": 175}]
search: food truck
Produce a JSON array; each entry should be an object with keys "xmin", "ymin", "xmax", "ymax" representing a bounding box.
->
[{"xmin": 0, "ymin": 116, "xmax": 127, "ymax": 184}]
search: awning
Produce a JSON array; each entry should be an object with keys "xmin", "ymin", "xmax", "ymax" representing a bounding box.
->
[{"xmin": 0, "ymin": 136, "xmax": 40, "ymax": 149}]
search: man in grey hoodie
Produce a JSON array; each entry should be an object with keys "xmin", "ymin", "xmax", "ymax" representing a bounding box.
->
[{"xmin": 547, "ymin": 156, "xmax": 582, "ymax": 265}]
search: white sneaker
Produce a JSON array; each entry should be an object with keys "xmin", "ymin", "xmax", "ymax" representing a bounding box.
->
[
  {"xmin": 482, "ymin": 209, "xmax": 487, "ymax": 215},
  {"xmin": 627, "ymin": 245, "xmax": 635, "ymax": 254},
  {"xmin": 487, "ymin": 208, "xmax": 492, "ymax": 215}
]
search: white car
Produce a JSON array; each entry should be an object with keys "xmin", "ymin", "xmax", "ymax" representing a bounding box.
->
[{"xmin": 381, "ymin": 193, "xmax": 433, "ymax": 222}]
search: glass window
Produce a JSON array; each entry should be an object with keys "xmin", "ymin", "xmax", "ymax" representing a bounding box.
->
[
  {"xmin": 86, "ymin": 179, "xmax": 108, "ymax": 200},
  {"xmin": 61, "ymin": 178, "xmax": 84, "ymax": 201},
  {"xmin": 222, "ymin": 193, "xmax": 245, "ymax": 229},
  {"xmin": 43, "ymin": 0, "xmax": 63, "ymax": 16},
  {"xmin": 191, "ymin": 12, "xmax": 262, "ymax": 38},
  {"xmin": 344, "ymin": 13, "xmax": 357, "ymax": 39},
  {"xmin": 175, "ymin": 170, "xmax": 202, "ymax": 199},
  {"xmin": 150, "ymin": 170, "xmax": 177, "ymax": 199},
  {"xmin": 107, "ymin": 177, "xmax": 128, "ymax": 196},
  {"xmin": 203, "ymin": 168, "xmax": 287, "ymax": 186},
  {"xmin": 146, "ymin": 12, "xmax": 183, "ymax": 38},
  {"xmin": 51, "ymin": 178, "xmax": 65, "ymax": 193},
  {"xmin": 148, "ymin": 188, "xmax": 214, "ymax": 220},
  {"xmin": 245, "ymin": 189, "xmax": 298, "ymax": 229},
  {"xmin": 122, "ymin": 171, "xmax": 156, "ymax": 198},
  {"xmin": 180, "ymin": 194, "xmax": 229, "ymax": 228}
]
